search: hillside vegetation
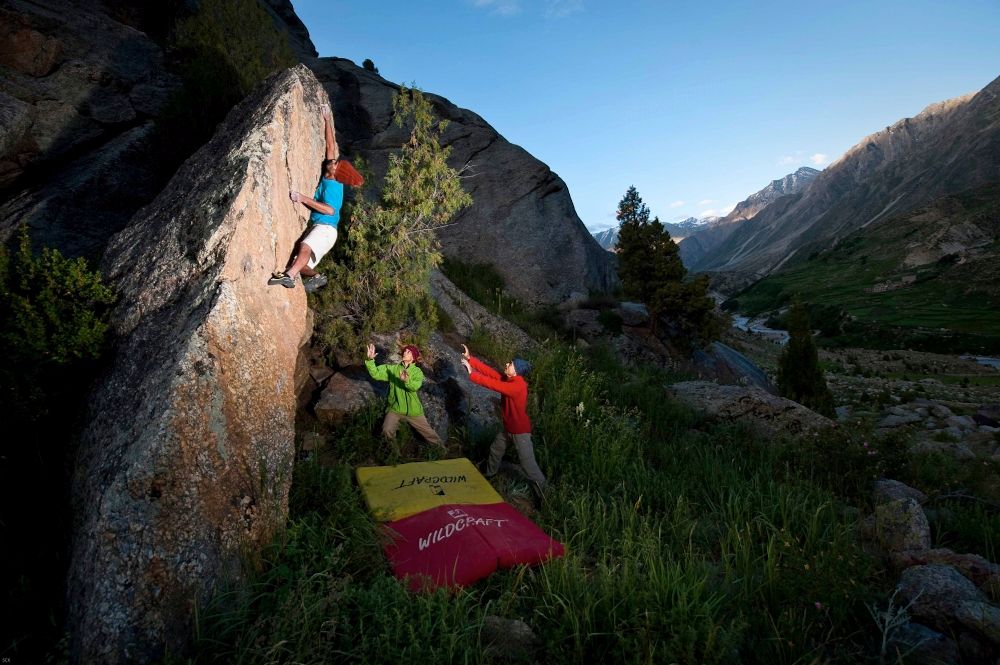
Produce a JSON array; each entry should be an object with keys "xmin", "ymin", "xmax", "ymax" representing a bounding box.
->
[{"xmin": 728, "ymin": 184, "xmax": 1000, "ymax": 352}]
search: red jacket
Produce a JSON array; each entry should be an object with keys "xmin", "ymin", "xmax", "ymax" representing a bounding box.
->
[{"xmin": 468, "ymin": 356, "xmax": 532, "ymax": 434}]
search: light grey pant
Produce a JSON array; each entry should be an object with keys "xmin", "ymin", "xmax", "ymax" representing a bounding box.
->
[
  {"xmin": 381, "ymin": 412, "xmax": 444, "ymax": 447},
  {"xmin": 486, "ymin": 432, "xmax": 546, "ymax": 488}
]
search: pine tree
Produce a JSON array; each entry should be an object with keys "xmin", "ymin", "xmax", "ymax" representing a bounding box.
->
[
  {"xmin": 614, "ymin": 186, "xmax": 719, "ymax": 346},
  {"xmin": 615, "ymin": 185, "xmax": 651, "ymax": 300},
  {"xmin": 777, "ymin": 300, "xmax": 835, "ymax": 417}
]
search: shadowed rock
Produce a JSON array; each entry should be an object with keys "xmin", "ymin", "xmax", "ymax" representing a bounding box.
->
[{"xmin": 68, "ymin": 65, "xmax": 329, "ymax": 663}]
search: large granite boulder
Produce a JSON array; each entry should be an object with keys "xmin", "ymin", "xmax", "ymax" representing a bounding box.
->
[
  {"xmin": 308, "ymin": 58, "xmax": 618, "ymax": 305},
  {"xmin": 667, "ymin": 381, "xmax": 835, "ymax": 437},
  {"xmin": 68, "ymin": 65, "xmax": 329, "ymax": 664}
]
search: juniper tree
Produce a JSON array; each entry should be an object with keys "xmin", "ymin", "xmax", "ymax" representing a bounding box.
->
[
  {"xmin": 314, "ymin": 87, "xmax": 472, "ymax": 357},
  {"xmin": 614, "ymin": 186, "xmax": 719, "ymax": 345},
  {"xmin": 777, "ymin": 299, "xmax": 836, "ymax": 417}
]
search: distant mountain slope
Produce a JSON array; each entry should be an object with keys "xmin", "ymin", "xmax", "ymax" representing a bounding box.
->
[
  {"xmin": 695, "ymin": 75, "xmax": 1000, "ymax": 278},
  {"xmin": 731, "ymin": 183, "xmax": 1000, "ymax": 350},
  {"xmin": 680, "ymin": 167, "xmax": 819, "ymax": 269},
  {"xmin": 592, "ymin": 216, "xmax": 705, "ymax": 251}
]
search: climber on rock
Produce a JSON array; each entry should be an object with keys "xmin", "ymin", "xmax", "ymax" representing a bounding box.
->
[{"xmin": 269, "ymin": 104, "xmax": 364, "ymax": 292}]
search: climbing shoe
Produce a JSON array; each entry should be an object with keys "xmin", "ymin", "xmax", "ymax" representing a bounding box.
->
[
  {"xmin": 302, "ymin": 273, "xmax": 328, "ymax": 293},
  {"xmin": 267, "ymin": 272, "xmax": 296, "ymax": 288}
]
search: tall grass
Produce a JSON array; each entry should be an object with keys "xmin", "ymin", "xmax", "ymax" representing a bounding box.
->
[{"xmin": 185, "ymin": 342, "xmax": 888, "ymax": 664}]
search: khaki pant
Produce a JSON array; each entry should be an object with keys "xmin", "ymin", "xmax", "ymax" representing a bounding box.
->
[
  {"xmin": 486, "ymin": 432, "xmax": 546, "ymax": 488},
  {"xmin": 381, "ymin": 411, "xmax": 444, "ymax": 447}
]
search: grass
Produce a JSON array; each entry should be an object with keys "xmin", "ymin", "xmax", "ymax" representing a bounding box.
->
[
  {"xmin": 177, "ymin": 340, "xmax": 909, "ymax": 664},
  {"xmin": 729, "ymin": 184, "xmax": 1000, "ymax": 352}
]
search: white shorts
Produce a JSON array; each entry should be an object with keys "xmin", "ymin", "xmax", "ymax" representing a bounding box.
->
[{"xmin": 302, "ymin": 224, "xmax": 338, "ymax": 269}]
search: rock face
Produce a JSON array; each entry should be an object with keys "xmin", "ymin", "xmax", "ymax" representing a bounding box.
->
[
  {"xmin": 0, "ymin": 0, "xmax": 315, "ymax": 261},
  {"xmin": 0, "ymin": 0, "xmax": 180, "ymax": 258},
  {"xmin": 307, "ymin": 57, "xmax": 618, "ymax": 305},
  {"xmin": 68, "ymin": 65, "xmax": 329, "ymax": 663},
  {"xmin": 691, "ymin": 76, "xmax": 1000, "ymax": 277}
]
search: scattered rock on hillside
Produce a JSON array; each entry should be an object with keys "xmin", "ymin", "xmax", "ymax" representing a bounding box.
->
[
  {"xmin": 874, "ymin": 479, "xmax": 928, "ymax": 505},
  {"xmin": 890, "ymin": 549, "xmax": 1000, "ymax": 600},
  {"xmin": 481, "ymin": 615, "xmax": 539, "ymax": 664},
  {"xmin": 668, "ymin": 381, "xmax": 834, "ymax": 437},
  {"xmin": 429, "ymin": 269, "xmax": 536, "ymax": 353},
  {"xmin": 616, "ymin": 301, "xmax": 649, "ymax": 326},
  {"xmin": 689, "ymin": 342, "xmax": 777, "ymax": 393},
  {"xmin": 69, "ymin": 65, "xmax": 329, "ymax": 664},
  {"xmin": 874, "ymin": 498, "xmax": 932, "ymax": 554},
  {"xmin": 314, "ymin": 371, "xmax": 377, "ymax": 426},
  {"xmin": 886, "ymin": 622, "xmax": 959, "ymax": 665},
  {"xmin": 897, "ymin": 565, "xmax": 989, "ymax": 632}
]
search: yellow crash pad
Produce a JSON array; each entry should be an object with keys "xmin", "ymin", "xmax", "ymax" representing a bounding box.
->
[{"xmin": 356, "ymin": 458, "xmax": 503, "ymax": 522}]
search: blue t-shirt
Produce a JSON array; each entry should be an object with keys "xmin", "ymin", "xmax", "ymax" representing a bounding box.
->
[{"xmin": 310, "ymin": 178, "xmax": 344, "ymax": 227}]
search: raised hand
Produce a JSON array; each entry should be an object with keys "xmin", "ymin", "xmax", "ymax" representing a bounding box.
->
[
  {"xmin": 289, "ymin": 190, "xmax": 302, "ymax": 203},
  {"xmin": 366, "ymin": 343, "xmax": 376, "ymax": 360},
  {"xmin": 461, "ymin": 344, "xmax": 470, "ymax": 360}
]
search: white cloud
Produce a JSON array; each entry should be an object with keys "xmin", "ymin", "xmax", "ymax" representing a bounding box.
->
[
  {"xmin": 472, "ymin": 0, "xmax": 522, "ymax": 15},
  {"xmin": 699, "ymin": 203, "xmax": 735, "ymax": 218},
  {"xmin": 778, "ymin": 155, "xmax": 796, "ymax": 166},
  {"xmin": 670, "ymin": 200, "xmax": 685, "ymax": 208},
  {"xmin": 810, "ymin": 153, "xmax": 829, "ymax": 166},
  {"xmin": 698, "ymin": 199, "xmax": 715, "ymax": 206},
  {"xmin": 544, "ymin": 0, "xmax": 584, "ymax": 17}
]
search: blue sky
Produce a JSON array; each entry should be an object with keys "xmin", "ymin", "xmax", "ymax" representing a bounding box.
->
[{"xmin": 294, "ymin": 0, "xmax": 1000, "ymax": 232}]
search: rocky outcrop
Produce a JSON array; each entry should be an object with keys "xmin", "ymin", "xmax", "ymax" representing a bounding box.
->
[
  {"xmin": 0, "ymin": 0, "xmax": 316, "ymax": 261},
  {"xmin": 692, "ymin": 76, "xmax": 1000, "ymax": 277},
  {"xmin": 68, "ymin": 65, "xmax": 329, "ymax": 663},
  {"xmin": 0, "ymin": 0, "xmax": 180, "ymax": 258},
  {"xmin": 307, "ymin": 57, "xmax": 617, "ymax": 305},
  {"xmin": 667, "ymin": 381, "xmax": 834, "ymax": 437}
]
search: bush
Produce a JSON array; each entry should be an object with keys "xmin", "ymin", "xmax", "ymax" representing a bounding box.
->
[{"xmin": 0, "ymin": 227, "xmax": 114, "ymax": 658}]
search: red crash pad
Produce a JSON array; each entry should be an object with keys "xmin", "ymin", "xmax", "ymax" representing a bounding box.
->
[{"xmin": 383, "ymin": 502, "xmax": 565, "ymax": 591}]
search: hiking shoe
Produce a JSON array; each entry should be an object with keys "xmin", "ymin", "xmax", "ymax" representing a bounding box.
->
[
  {"xmin": 302, "ymin": 273, "xmax": 328, "ymax": 293},
  {"xmin": 267, "ymin": 272, "xmax": 296, "ymax": 288}
]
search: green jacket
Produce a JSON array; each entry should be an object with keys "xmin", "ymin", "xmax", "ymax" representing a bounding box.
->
[{"xmin": 365, "ymin": 359, "xmax": 426, "ymax": 417}]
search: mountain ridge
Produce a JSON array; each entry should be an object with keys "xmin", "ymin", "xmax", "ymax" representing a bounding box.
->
[{"xmin": 691, "ymin": 77, "xmax": 1000, "ymax": 281}]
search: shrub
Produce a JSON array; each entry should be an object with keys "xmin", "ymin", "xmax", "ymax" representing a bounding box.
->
[{"xmin": 0, "ymin": 227, "xmax": 114, "ymax": 658}]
